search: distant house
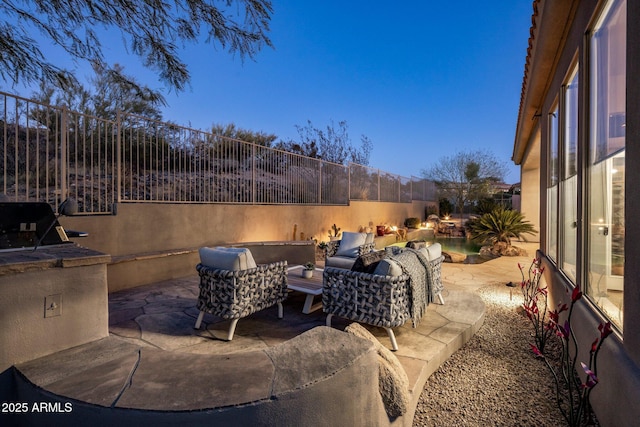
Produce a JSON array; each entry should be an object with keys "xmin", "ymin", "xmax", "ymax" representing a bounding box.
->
[{"xmin": 513, "ymin": 1, "xmax": 639, "ymax": 425}]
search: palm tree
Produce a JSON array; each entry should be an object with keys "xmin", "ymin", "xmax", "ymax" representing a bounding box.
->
[{"xmin": 466, "ymin": 207, "xmax": 536, "ymax": 247}]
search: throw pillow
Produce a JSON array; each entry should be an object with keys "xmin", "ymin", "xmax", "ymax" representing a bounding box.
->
[
  {"xmin": 335, "ymin": 231, "xmax": 367, "ymax": 258},
  {"xmin": 406, "ymin": 240, "xmax": 426, "ymax": 250},
  {"xmin": 351, "ymin": 250, "xmax": 387, "ymax": 274},
  {"xmin": 373, "ymin": 258, "xmax": 403, "ymax": 277}
]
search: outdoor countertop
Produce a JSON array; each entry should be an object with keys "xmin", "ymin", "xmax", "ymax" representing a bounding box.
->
[{"xmin": 0, "ymin": 244, "xmax": 111, "ymax": 275}]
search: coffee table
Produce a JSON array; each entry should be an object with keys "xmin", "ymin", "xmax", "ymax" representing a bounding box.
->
[{"xmin": 287, "ymin": 266, "xmax": 324, "ymax": 314}]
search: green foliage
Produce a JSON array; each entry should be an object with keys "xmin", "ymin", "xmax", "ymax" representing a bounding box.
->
[
  {"xmin": 404, "ymin": 217, "xmax": 421, "ymax": 228},
  {"xmin": 210, "ymin": 123, "xmax": 277, "ymax": 148},
  {"xmin": 439, "ymin": 198, "xmax": 453, "ymax": 217},
  {"xmin": 423, "ymin": 150, "xmax": 508, "ymax": 216},
  {"xmin": 475, "ymin": 197, "xmax": 499, "ymax": 215},
  {"xmin": 275, "ymin": 120, "xmax": 372, "ymax": 166},
  {"xmin": 0, "ymin": 0, "xmax": 273, "ymax": 91},
  {"xmin": 466, "ymin": 207, "xmax": 536, "ymax": 246},
  {"xmin": 31, "ymin": 62, "xmax": 166, "ymax": 124},
  {"xmin": 329, "ymin": 223, "xmax": 341, "ymax": 238}
]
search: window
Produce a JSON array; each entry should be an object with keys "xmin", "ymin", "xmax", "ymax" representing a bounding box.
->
[
  {"xmin": 561, "ymin": 67, "xmax": 579, "ymax": 282},
  {"xmin": 587, "ymin": 0, "xmax": 626, "ymax": 330},
  {"xmin": 547, "ymin": 104, "xmax": 559, "ymax": 261}
]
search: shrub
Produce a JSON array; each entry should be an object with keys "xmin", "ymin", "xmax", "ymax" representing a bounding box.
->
[
  {"xmin": 404, "ymin": 217, "xmax": 421, "ymax": 229},
  {"xmin": 466, "ymin": 207, "xmax": 536, "ymax": 246}
]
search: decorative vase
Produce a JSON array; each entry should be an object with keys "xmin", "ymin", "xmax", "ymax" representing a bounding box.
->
[{"xmin": 302, "ymin": 269, "xmax": 313, "ymax": 279}]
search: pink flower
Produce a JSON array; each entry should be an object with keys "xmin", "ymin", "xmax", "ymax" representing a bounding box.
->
[
  {"xmin": 598, "ymin": 322, "xmax": 613, "ymax": 339},
  {"xmin": 581, "ymin": 362, "xmax": 598, "ymax": 389},
  {"xmin": 571, "ymin": 287, "xmax": 582, "ymax": 302},
  {"xmin": 530, "ymin": 343, "xmax": 544, "ymax": 358},
  {"xmin": 591, "ymin": 338, "xmax": 599, "ymax": 353}
]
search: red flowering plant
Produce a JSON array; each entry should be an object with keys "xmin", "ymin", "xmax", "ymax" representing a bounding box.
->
[
  {"xmin": 519, "ymin": 259, "xmax": 553, "ymax": 354},
  {"xmin": 528, "ymin": 282, "xmax": 613, "ymax": 426}
]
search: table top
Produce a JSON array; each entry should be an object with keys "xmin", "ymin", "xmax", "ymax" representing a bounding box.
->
[{"xmin": 287, "ymin": 266, "xmax": 323, "ymax": 294}]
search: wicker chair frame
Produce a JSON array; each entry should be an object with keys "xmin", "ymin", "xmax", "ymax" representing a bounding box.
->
[
  {"xmin": 323, "ymin": 255, "xmax": 444, "ymax": 350},
  {"xmin": 194, "ymin": 260, "xmax": 288, "ymax": 340}
]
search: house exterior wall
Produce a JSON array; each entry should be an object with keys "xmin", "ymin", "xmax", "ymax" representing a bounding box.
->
[
  {"xmin": 514, "ymin": 1, "xmax": 640, "ymax": 425},
  {"xmin": 519, "ymin": 124, "xmax": 541, "ymax": 242}
]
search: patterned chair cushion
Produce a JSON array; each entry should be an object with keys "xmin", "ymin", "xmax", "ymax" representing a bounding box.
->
[
  {"xmin": 351, "ymin": 250, "xmax": 387, "ymax": 274},
  {"xmin": 335, "ymin": 232, "xmax": 368, "ymax": 257},
  {"xmin": 199, "ymin": 247, "xmax": 257, "ymax": 271}
]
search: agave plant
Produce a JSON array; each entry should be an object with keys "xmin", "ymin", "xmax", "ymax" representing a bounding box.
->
[{"xmin": 466, "ymin": 207, "xmax": 536, "ymax": 246}]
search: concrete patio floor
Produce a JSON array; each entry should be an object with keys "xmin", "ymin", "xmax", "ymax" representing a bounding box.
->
[{"xmin": 13, "ymin": 242, "xmax": 538, "ymax": 422}]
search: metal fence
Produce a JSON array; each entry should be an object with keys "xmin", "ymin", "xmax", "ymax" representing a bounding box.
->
[{"xmin": 1, "ymin": 91, "xmax": 433, "ymax": 214}]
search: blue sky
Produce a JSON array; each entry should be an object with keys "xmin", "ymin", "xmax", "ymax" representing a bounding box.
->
[{"xmin": 6, "ymin": 1, "xmax": 533, "ymax": 184}]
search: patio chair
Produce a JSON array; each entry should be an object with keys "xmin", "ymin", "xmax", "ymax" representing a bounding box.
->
[
  {"xmin": 325, "ymin": 231, "xmax": 376, "ymax": 269},
  {"xmin": 194, "ymin": 247, "xmax": 288, "ymax": 340},
  {"xmin": 323, "ymin": 244, "xmax": 445, "ymax": 350}
]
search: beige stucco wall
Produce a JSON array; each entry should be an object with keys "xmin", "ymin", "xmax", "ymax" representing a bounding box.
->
[
  {"xmin": 0, "ymin": 260, "xmax": 109, "ymax": 371},
  {"xmin": 520, "ymin": 124, "xmax": 541, "ymax": 242},
  {"xmin": 60, "ymin": 200, "xmax": 432, "ymax": 291}
]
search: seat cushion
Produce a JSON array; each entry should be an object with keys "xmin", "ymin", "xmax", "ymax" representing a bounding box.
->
[
  {"xmin": 326, "ymin": 256, "xmax": 357, "ymax": 270},
  {"xmin": 373, "ymin": 258, "xmax": 403, "ymax": 277},
  {"xmin": 335, "ymin": 232, "xmax": 367, "ymax": 258},
  {"xmin": 351, "ymin": 250, "xmax": 387, "ymax": 274},
  {"xmin": 199, "ymin": 247, "xmax": 257, "ymax": 271}
]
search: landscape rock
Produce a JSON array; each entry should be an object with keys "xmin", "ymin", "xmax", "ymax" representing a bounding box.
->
[
  {"xmin": 480, "ymin": 242, "xmax": 528, "ymax": 257},
  {"xmin": 442, "ymin": 251, "xmax": 467, "ymax": 263}
]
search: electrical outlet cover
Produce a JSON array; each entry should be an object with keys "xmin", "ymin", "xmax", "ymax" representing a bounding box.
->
[{"xmin": 45, "ymin": 294, "xmax": 62, "ymax": 318}]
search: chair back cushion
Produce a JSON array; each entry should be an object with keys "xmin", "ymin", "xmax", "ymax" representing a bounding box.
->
[
  {"xmin": 335, "ymin": 232, "xmax": 367, "ymax": 258},
  {"xmin": 373, "ymin": 258, "xmax": 403, "ymax": 276},
  {"xmin": 199, "ymin": 247, "xmax": 257, "ymax": 271},
  {"xmin": 425, "ymin": 243, "xmax": 442, "ymax": 261}
]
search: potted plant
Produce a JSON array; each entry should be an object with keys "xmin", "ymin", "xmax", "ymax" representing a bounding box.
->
[
  {"xmin": 302, "ymin": 262, "xmax": 315, "ymax": 278},
  {"xmin": 328, "ymin": 224, "xmax": 341, "ymax": 241}
]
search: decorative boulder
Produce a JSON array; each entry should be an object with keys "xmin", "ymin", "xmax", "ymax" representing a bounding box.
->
[
  {"xmin": 480, "ymin": 242, "xmax": 528, "ymax": 257},
  {"xmin": 443, "ymin": 251, "xmax": 467, "ymax": 263}
]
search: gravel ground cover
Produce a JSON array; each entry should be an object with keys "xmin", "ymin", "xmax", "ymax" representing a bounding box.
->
[{"xmin": 413, "ymin": 283, "xmax": 582, "ymax": 427}]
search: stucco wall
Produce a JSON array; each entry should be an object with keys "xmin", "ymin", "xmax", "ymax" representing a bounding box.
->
[
  {"xmin": 59, "ymin": 200, "xmax": 431, "ymax": 291},
  {"xmin": 0, "ymin": 253, "xmax": 109, "ymax": 371},
  {"xmin": 520, "ymin": 125, "xmax": 541, "ymax": 242}
]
